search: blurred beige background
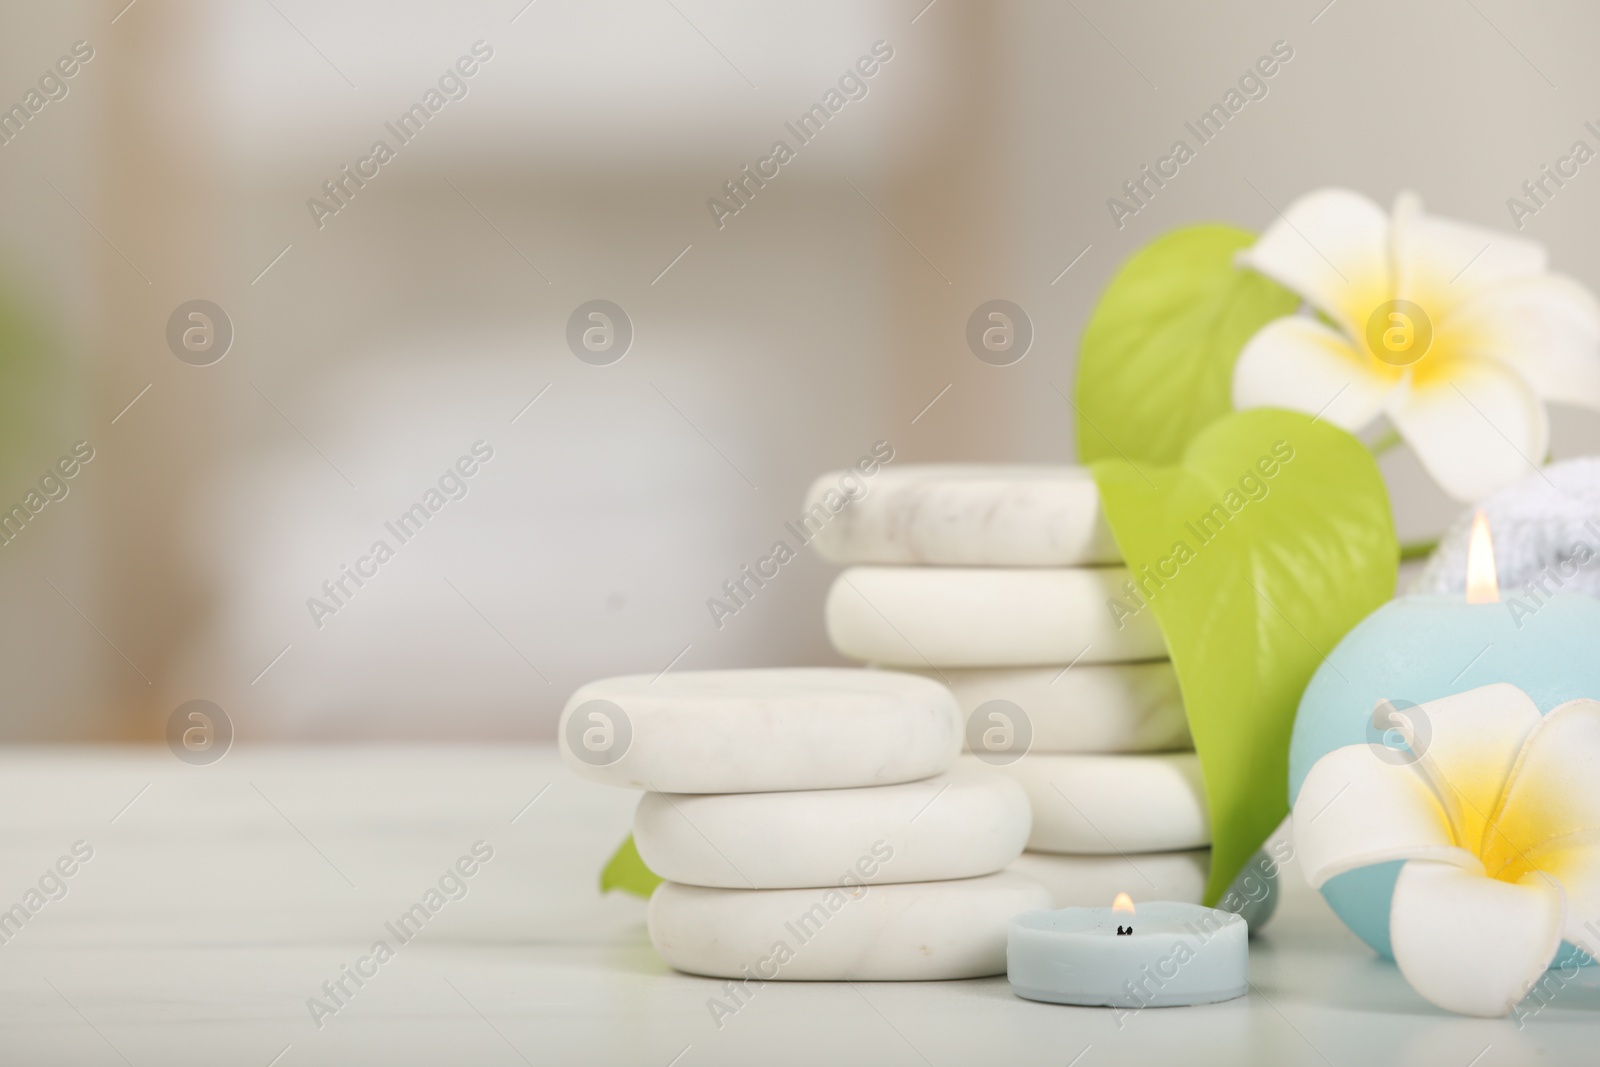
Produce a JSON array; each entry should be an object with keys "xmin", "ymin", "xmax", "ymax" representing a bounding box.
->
[{"xmin": 1, "ymin": 0, "xmax": 1597, "ymax": 741}]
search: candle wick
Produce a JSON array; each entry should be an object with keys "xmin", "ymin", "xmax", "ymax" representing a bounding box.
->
[{"xmin": 1116, "ymin": 925, "xmax": 1133, "ymax": 936}]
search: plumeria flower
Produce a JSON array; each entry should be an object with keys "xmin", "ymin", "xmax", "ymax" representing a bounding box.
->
[
  {"xmin": 1232, "ymin": 188, "xmax": 1600, "ymax": 501},
  {"xmin": 1294, "ymin": 683, "xmax": 1600, "ymax": 1016}
]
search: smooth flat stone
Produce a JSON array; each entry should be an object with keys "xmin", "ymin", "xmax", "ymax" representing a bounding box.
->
[
  {"xmin": 633, "ymin": 770, "xmax": 1030, "ymax": 889},
  {"xmin": 1010, "ymin": 848, "xmax": 1283, "ymax": 936},
  {"xmin": 1008, "ymin": 850, "xmax": 1209, "ymax": 906},
  {"xmin": 648, "ymin": 872, "xmax": 1052, "ymax": 981},
  {"xmin": 826, "ymin": 567, "xmax": 1167, "ymax": 667},
  {"xmin": 560, "ymin": 668, "xmax": 960, "ymax": 793},
  {"xmin": 806, "ymin": 464, "xmax": 1120, "ymax": 566},
  {"xmin": 968, "ymin": 752, "xmax": 1209, "ymax": 853},
  {"xmin": 900, "ymin": 662, "xmax": 1189, "ymax": 753}
]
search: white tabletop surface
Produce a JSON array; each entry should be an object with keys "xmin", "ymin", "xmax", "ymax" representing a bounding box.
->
[{"xmin": 0, "ymin": 746, "xmax": 1595, "ymax": 1066}]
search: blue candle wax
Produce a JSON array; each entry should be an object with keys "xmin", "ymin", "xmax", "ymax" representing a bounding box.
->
[
  {"xmin": 1290, "ymin": 590, "xmax": 1600, "ymax": 963},
  {"xmin": 1007, "ymin": 902, "xmax": 1248, "ymax": 1007}
]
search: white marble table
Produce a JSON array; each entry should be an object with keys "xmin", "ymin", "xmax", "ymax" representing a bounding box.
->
[{"xmin": 0, "ymin": 746, "xmax": 1594, "ymax": 1066}]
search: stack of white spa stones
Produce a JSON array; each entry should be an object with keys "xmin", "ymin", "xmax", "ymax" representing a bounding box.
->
[
  {"xmin": 811, "ymin": 466, "xmax": 1216, "ymax": 907},
  {"xmin": 559, "ymin": 668, "xmax": 1050, "ymax": 980}
]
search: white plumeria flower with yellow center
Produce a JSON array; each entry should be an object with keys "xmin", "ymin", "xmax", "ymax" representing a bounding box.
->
[
  {"xmin": 1232, "ymin": 188, "xmax": 1600, "ymax": 501},
  {"xmin": 1294, "ymin": 682, "xmax": 1600, "ymax": 1016}
]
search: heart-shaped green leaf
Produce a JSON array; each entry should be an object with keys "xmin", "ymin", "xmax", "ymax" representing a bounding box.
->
[
  {"xmin": 600, "ymin": 834, "xmax": 662, "ymax": 898},
  {"xmin": 0, "ymin": 287, "xmax": 60, "ymax": 471},
  {"xmin": 1090, "ymin": 408, "xmax": 1397, "ymax": 904},
  {"xmin": 1076, "ymin": 225, "xmax": 1299, "ymax": 466}
]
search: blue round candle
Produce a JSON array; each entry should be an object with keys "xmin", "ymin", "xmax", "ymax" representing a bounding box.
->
[{"xmin": 1290, "ymin": 590, "xmax": 1600, "ymax": 963}]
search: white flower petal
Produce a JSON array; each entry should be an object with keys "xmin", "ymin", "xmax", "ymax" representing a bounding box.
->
[
  {"xmin": 1387, "ymin": 356, "xmax": 1549, "ymax": 502},
  {"xmin": 1517, "ymin": 836, "xmax": 1600, "ymax": 957},
  {"xmin": 1391, "ymin": 191, "xmax": 1548, "ymax": 315},
  {"xmin": 1402, "ymin": 684, "xmax": 1544, "ymax": 853},
  {"xmin": 1391, "ymin": 860, "xmax": 1564, "ymax": 1017},
  {"xmin": 1292, "ymin": 743, "xmax": 1474, "ymax": 888},
  {"xmin": 1484, "ymin": 698, "xmax": 1600, "ymax": 878},
  {"xmin": 1440, "ymin": 274, "xmax": 1600, "ymax": 410},
  {"xmin": 1232, "ymin": 315, "xmax": 1397, "ymax": 432},
  {"xmin": 1238, "ymin": 187, "xmax": 1392, "ymax": 340}
]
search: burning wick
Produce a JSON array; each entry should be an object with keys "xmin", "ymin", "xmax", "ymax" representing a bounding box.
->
[
  {"xmin": 1113, "ymin": 891, "xmax": 1134, "ymax": 935},
  {"xmin": 1465, "ymin": 509, "xmax": 1499, "ymax": 604}
]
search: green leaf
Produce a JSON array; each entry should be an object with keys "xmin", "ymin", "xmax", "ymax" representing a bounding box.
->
[
  {"xmin": 0, "ymin": 278, "xmax": 61, "ymax": 477},
  {"xmin": 1090, "ymin": 409, "xmax": 1397, "ymax": 905},
  {"xmin": 600, "ymin": 834, "xmax": 662, "ymax": 898},
  {"xmin": 1075, "ymin": 225, "xmax": 1299, "ymax": 466}
]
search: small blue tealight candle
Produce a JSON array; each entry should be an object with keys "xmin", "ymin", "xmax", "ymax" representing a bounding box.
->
[{"xmin": 1007, "ymin": 897, "xmax": 1248, "ymax": 1008}]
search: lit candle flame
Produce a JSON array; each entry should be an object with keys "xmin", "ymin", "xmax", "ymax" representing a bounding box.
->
[
  {"xmin": 1465, "ymin": 510, "xmax": 1499, "ymax": 604},
  {"xmin": 1112, "ymin": 892, "xmax": 1135, "ymax": 914}
]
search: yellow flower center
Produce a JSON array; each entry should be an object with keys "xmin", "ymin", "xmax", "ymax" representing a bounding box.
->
[{"xmin": 1345, "ymin": 281, "xmax": 1466, "ymax": 388}]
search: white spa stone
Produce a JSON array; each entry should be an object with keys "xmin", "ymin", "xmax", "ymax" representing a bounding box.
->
[
  {"xmin": 806, "ymin": 464, "xmax": 1120, "ymax": 566},
  {"xmin": 901, "ymin": 662, "xmax": 1190, "ymax": 753},
  {"xmin": 826, "ymin": 567, "xmax": 1167, "ymax": 668},
  {"xmin": 559, "ymin": 668, "xmax": 960, "ymax": 794},
  {"xmin": 633, "ymin": 770, "xmax": 1030, "ymax": 889},
  {"xmin": 1010, "ymin": 848, "xmax": 1283, "ymax": 934},
  {"xmin": 968, "ymin": 752, "xmax": 1209, "ymax": 854},
  {"xmin": 648, "ymin": 872, "xmax": 1053, "ymax": 981},
  {"xmin": 1007, "ymin": 850, "xmax": 1209, "ymax": 907}
]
